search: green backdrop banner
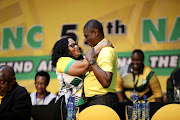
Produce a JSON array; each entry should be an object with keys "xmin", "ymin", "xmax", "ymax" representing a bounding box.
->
[{"xmin": 0, "ymin": 49, "xmax": 179, "ymax": 80}]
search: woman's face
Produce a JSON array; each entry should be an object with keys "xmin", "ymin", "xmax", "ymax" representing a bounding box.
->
[
  {"xmin": 35, "ymin": 76, "xmax": 47, "ymax": 95},
  {"xmin": 68, "ymin": 38, "xmax": 81, "ymax": 59},
  {"xmin": 131, "ymin": 52, "xmax": 144, "ymax": 72}
]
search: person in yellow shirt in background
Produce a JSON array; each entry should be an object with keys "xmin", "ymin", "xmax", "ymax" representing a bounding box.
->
[
  {"xmin": 116, "ymin": 49, "xmax": 163, "ymax": 102},
  {"xmin": 0, "ymin": 65, "xmax": 31, "ymax": 120}
]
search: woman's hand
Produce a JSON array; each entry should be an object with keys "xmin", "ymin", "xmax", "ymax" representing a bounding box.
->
[
  {"xmin": 85, "ymin": 47, "xmax": 96, "ymax": 62},
  {"xmin": 94, "ymin": 40, "xmax": 114, "ymax": 54}
]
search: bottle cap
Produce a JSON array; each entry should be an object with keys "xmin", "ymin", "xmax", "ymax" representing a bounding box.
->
[
  {"xmin": 69, "ymin": 96, "xmax": 75, "ymax": 102},
  {"xmin": 135, "ymin": 95, "xmax": 139, "ymax": 100},
  {"xmin": 143, "ymin": 95, "xmax": 147, "ymax": 99}
]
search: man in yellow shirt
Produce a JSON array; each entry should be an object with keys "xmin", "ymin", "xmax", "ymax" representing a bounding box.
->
[{"xmin": 84, "ymin": 19, "xmax": 119, "ymax": 113}]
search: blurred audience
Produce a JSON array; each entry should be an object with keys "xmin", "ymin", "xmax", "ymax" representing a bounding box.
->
[
  {"xmin": 30, "ymin": 71, "xmax": 56, "ymax": 105},
  {"xmin": 0, "ymin": 65, "xmax": 31, "ymax": 120},
  {"xmin": 116, "ymin": 49, "xmax": 163, "ymax": 102},
  {"xmin": 167, "ymin": 67, "xmax": 180, "ymax": 102}
]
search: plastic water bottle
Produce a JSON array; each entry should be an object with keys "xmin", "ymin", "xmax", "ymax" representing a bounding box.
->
[
  {"xmin": 133, "ymin": 95, "xmax": 141, "ymax": 120},
  {"xmin": 137, "ymin": 98, "xmax": 141, "ymax": 120},
  {"xmin": 66, "ymin": 96, "xmax": 76, "ymax": 120},
  {"xmin": 141, "ymin": 95, "xmax": 149, "ymax": 120}
]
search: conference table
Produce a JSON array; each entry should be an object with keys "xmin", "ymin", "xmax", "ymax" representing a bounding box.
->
[{"xmin": 31, "ymin": 101, "xmax": 180, "ymax": 120}]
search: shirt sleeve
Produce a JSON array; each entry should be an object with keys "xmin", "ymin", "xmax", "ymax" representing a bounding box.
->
[
  {"xmin": 149, "ymin": 72, "xmax": 163, "ymax": 98},
  {"xmin": 56, "ymin": 57, "xmax": 75, "ymax": 74},
  {"xmin": 97, "ymin": 47, "xmax": 115, "ymax": 72},
  {"xmin": 116, "ymin": 72, "xmax": 124, "ymax": 92}
]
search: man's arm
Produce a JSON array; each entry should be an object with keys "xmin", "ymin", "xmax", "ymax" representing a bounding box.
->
[
  {"xmin": 116, "ymin": 72, "xmax": 125, "ymax": 101},
  {"xmin": 90, "ymin": 62, "xmax": 112, "ymax": 88},
  {"xmin": 149, "ymin": 72, "xmax": 163, "ymax": 102},
  {"xmin": 85, "ymin": 47, "xmax": 113, "ymax": 88}
]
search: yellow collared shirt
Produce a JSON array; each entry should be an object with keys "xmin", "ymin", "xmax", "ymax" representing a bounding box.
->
[{"xmin": 84, "ymin": 38, "xmax": 118, "ymax": 97}]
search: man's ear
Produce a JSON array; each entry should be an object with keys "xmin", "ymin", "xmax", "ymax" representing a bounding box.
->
[
  {"xmin": 12, "ymin": 76, "xmax": 16, "ymax": 84},
  {"xmin": 94, "ymin": 29, "xmax": 98, "ymax": 36},
  {"xmin": 8, "ymin": 76, "xmax": 16, "ymax": 91}
]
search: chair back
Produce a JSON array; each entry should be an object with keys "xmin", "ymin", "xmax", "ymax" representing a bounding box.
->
[
  {"xmin": 151, "ymin": 103, "xmax": 180, "ymax": 120},
  {"xmin": 78, "ymin": 105, "xmax": 120, "ymax": 120}
]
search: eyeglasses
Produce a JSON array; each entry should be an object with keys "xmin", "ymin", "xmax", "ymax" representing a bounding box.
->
[
  {"xmin": 35, "ymin": 82, "xmax": 46, "ymax": 86},
  {"xmin": 69, "ymin": 42, "xmax": 78, "ymax": 48}
]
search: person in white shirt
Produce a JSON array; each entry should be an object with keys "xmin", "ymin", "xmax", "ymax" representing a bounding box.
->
[{"xmin": 30, "ymin": 71, "xmax": 56, "ymax": 105}]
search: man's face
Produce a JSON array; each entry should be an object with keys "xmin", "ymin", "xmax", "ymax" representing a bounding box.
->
[
  {"xmin": 131, "ymin": 52, "xmax": 144, "ymax": 71},
  {"xmin": 0, "ymin": 70, "xmax": 13, "ymax": 96},
  {"xmin": 83, "ymin": 27, "xmax": 96, "ymax": 47}
]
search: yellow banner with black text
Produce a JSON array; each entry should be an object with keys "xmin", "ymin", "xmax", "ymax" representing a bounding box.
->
[{"xmin": 0, "ymin": 0, "xmax": 179, "ymax": 93}]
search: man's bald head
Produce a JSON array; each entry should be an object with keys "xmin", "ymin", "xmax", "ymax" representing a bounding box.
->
[
  {"xmin": 0, "ymin": 65, "xmax": 16, "ymax": 96},
  {"xmin": 0, "ymin": 65, "xmax": 15, "ymax": 78},
  {"xmin": 84, "ymin": 19, "xmax": 104, "ymax": 37}
]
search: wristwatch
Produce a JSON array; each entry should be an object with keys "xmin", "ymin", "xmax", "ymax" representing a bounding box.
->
[{"xmin": 89, "ymin": 60, "xmax": 96, "ymax": 65}]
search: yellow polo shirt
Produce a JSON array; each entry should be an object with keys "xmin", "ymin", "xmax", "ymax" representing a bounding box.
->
[
  {"xmin": 56, "ymin": 57, "xmax": 75, "ymax": 74},
  {"xmin": 116, "ymin": 64, "xmax": 163, "ymax": 102},
  {"xmin": 84, "ymin": 38, "xmax": 118, "ymax": 97}
]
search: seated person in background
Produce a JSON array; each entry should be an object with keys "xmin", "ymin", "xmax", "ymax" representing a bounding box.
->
[
  {"xmin": 167, "ymin": 67, "xmax": 180, "ymax": 102},
  {"xmin": 0, "ymin": 65, "xmax": 31, "ymax": 120},
  {"xmin": 116, "ymin": 49, "xmax": 163, "ymax": 102},
  {"xmin": 30, "ymin": 71, "xmax": 56, "ymax": 105}
]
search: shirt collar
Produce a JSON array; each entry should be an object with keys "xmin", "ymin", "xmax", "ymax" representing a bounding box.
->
[
  {"xmin": 127, "ymin": 64, "xmax": 144, "ymax": 75},
  {"xmin": 0, "ymin": 95, "xmax": 4, "ymax": 100},
  {"xmin": 0, "ymin": 95, "xmax": 4, "ymax": 104},
  {"xmin": 94, "ymin": 38, "xmax": 107, "ymax": 47}
]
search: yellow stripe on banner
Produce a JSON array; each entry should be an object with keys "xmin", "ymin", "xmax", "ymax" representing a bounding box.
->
[
  {"xmin": 0, "ymin": 0, "xmax": 18, "ymax": 9},
  {"xmin": 0, "ymin": 2, "xmax": 22, "ymax": 24}
]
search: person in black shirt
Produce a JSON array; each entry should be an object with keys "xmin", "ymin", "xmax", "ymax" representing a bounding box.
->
[{"xmin": 0, "ymin": 65, "xmax": 31, "ymax": 120}]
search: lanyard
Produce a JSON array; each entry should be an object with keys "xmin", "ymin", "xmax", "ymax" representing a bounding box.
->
[
  {"xmin": 35, "ymin": 91, "xmax": 47, "ymax": 105},
  {"xmin": 132, "ymin": 73, "xmax": 139, "ymax": 90}
]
